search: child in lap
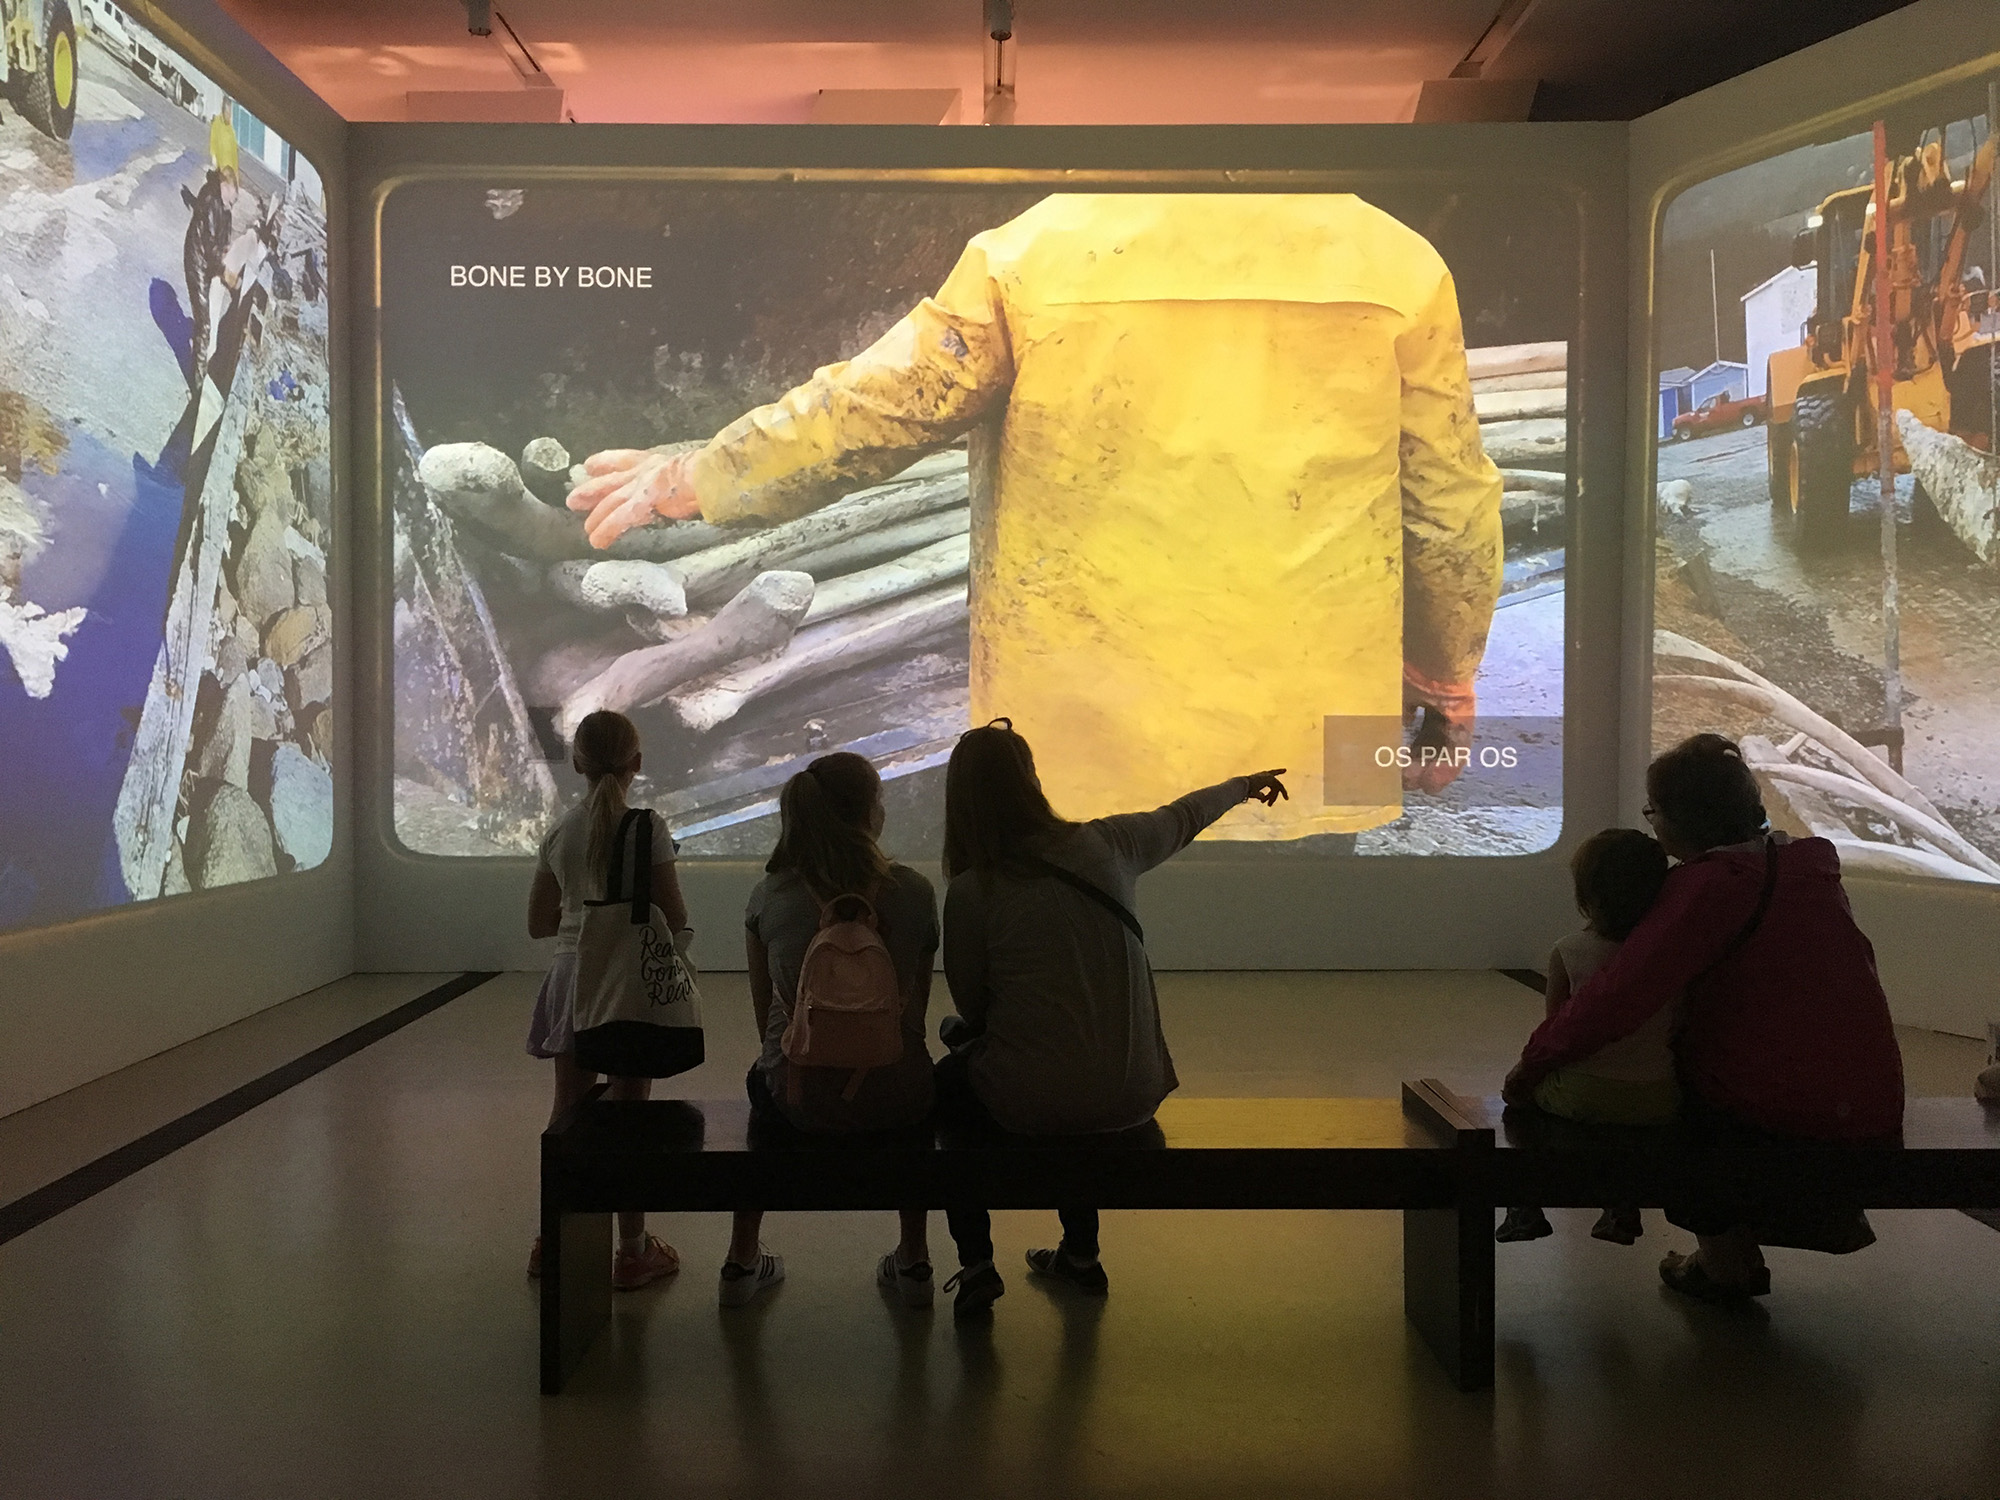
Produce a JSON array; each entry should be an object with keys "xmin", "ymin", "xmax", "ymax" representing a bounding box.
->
[{"xmin": 1499, "ymin": 828, "xmax": 1677, "ymax": 1246}]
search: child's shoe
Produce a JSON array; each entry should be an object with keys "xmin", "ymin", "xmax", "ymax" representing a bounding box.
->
[{"xmin": 1496, "ymin": 1207, "xmax": 1555, "ymax": 1242}]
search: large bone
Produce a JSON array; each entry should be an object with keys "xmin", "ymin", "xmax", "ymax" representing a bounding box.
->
[
  {"xmin": 557, "ymin": 570, "xmax": 814, "ymax": 739},
  {"xmin": 1474, "ymin": 387, "xmax": 1567, "ymax": 422},
  {"xmin": 674, "ymin": 472, "xmax": 967, "ymax": 608},
  {"xmin": 1476, "ymin": 418, "xmax": 1567, "ymax": 469},
  {"xmin": 1652, "ymin": 629, "xmax": 1948, "ymax": 822},
  {"xmin": 1752, "ymin": 762, "xmax": 2000, "ymax": 880},
  {"xmin": 548, "ymin": 558, "xmax": 688, "ymax": 619},
  {"xmin": 1466, "ymin": 341, "xmax": 1566, "ymax": 380},
  {"xmin": 670, "ymin": 583, "xmax": 968, "ymax": 735},
  {"xmin": 1895, "ymin": 409, "xmax": 2000, "ymax": 564},
  {"xmin": 1825, "ymin": 838, "xmax": 2000, "ymax": 884},
  {"xmin": 520, "ymin": 437, "xmax": 572, "ymax": 503},
  {"xmin": 418, "ymin": 443, "xmax": 729, "ymax": 562},
  {"xmin": 1499, "ymin": 468, "xmax": 1566, "ymax": 494},
  {"xmin": 784, "ymin": 507, "xmax": 968, "ymax": 583},
  {"xmin": 801, "ymin": 534, "xmax": 970, "ymax": 626},
  {"xmin": 1472, "ymin": 368, "xmax": 1568, "ymax": 396}
]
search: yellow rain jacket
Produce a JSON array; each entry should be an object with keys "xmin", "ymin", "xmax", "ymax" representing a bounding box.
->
[{"xmin": 687, "ymin": 193, "xmax": 1502, "ymax": 837}]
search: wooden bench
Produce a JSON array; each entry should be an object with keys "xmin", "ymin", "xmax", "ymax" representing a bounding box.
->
[
  {"xmin": 539, "ymin": 1085, "xmax": 2000, "ymax": 1397},
  {"xmin": 540, "ymin": 1080, "xmax": 1495, "ymax": 1394},
  {"xmin": 1483, "ymin": 1094, "xmax": 2000, "ymax": 1220}
]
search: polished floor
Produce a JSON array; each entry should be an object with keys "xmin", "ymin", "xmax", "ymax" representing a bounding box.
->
[{"xmin": 1, "ymin": 970, "xmax": 1995, "ymax": 1500}]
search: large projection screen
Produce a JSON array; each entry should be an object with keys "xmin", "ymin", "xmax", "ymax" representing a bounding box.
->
[
  {"xmin": 1647, "ymin": 70, "xmax": 1999, "ymax": 889},
  {"xmin": 382, "ymin": 178, "xmax": 1574, "ymax": 849},
  {"xmin": 356, "ymin": 127, "xmax": 1627, "ymax": 972},
  {"xmin": 0, "ymin": 0, "xmax": 333, "ymax": 934},
  {"xmin": 1630, "ymin": 0, "xmax": 2000, "ymax": 1035}
]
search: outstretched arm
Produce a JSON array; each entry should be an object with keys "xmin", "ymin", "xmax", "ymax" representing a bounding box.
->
[
  {"xmin": 1094, "ymin": 772, "xmax": 1288, "ymax": 876},
  {"xmin": 570, "ymin": 240, "xmax": 1016, "ymax": 546}
]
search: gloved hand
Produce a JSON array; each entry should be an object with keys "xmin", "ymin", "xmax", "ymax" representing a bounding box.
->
[
  {"xmin": 566, "ymin": 447, "xmax": 701, "ymax": 548},
  {"xmin": 1401, "ymin": 664, "xmax": 1477, "ymax": 796}
]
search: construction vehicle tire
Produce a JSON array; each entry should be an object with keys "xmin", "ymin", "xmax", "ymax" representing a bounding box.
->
[
  {"xmin": 1790, "ymin": 390, "xmax": 1853, "ymax": 551},
  {"xmin": 1767, "ymin": 420, "xmax": 1793, "ymax": 507},
  {"xmin": 16, "ymin": 0, "xmax": 78, "ymax": 141}
]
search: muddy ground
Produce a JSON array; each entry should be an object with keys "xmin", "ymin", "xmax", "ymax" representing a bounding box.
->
[{"xmin": 1655, "ymin": 422, "xmax": 2000, "ymax": 864}]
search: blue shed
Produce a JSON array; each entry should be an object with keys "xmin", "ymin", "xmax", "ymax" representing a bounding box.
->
[{"xmin": 1657, "ymin": 365, "xmax": 1696, "ymax": 441}]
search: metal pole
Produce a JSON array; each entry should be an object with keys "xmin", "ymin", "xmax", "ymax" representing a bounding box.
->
[
  {"xmin": 1709, "ymin": 249, "xmax": 1722, "ymax": 366},
  {"xmin": 1872, "ymin": 120, "xmax": 1903, "ymax": 772},
  {"xmin": 1989, "ymin": 82, "xmax": 1998, "ymax": 457}
]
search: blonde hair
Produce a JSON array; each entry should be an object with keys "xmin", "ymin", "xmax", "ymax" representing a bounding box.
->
[{"xmin": 572, "ymin": 711, "xmax": 641, "ymax": 881}]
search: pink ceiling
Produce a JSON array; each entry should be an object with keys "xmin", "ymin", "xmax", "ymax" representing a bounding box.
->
[{"xmin": 216, "ymin": 0, "xmax": 1510, "ymax": 124}]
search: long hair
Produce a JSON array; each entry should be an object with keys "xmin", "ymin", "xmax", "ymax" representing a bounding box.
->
[
  {"xmin": 572, "ymin": 710, "xmax": 641, "ymax": 879},
  {"xmin": 942, "ymin": 719, "xmax": 1069, "ymax": 879},
  {"xmin": 1570, "ymin": 828, "xmax": 1669, "ymax": 940},
  {"xmin": 1646, "ymin": 733, "xmax": 1767, "ymax": 853},
  {"xmin": 766, "ymin": 751, "xmax": 892, "ymax": 898}
]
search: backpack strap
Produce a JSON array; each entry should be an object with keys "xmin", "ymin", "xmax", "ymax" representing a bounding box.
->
[{"xmin": 1024, "ymin": 855, "xmax": 1144, "ymax": 943}]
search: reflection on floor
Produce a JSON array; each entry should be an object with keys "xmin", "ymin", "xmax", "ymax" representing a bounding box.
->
[{"xmin": 0, "ymin": 971, "xmax": 1994, "ymax": 1500}]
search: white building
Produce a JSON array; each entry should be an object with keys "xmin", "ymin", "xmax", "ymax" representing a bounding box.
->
[{"xmin": 1740, "ymin": 264, "xmax": 1818, "ymax": 398}]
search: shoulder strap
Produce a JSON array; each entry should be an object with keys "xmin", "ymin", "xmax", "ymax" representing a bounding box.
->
[
  {"xmin": 1024, "ymin": 854, "xmax": 1144, "ymax": 943},
  {"xmin": 1690, "ymin": 835, "xmax": 1780, "ymax": 986}
]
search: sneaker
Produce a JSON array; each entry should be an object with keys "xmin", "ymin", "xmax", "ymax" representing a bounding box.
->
[
  {"xmin": 719, "ymin": 1248, "xmax": 786, "ymax": 1307},
  {"xmin": 1591, "ymin": 1207, "xmax": 1644, "ymax": 1245},
  {"xmin": 1025, "ymin": 1246, "xmax": 1109, "ymax": 1295},
  {"xmin": 612, "ymin": 1234, "xmax": 680, "ymax": 1291},
  {"xmin": 877, "ymin": 1252, "xmax": 936, "ymax": 1310},
  {"xmin": 527, "ymin": 1237, "xmax": 542, "ymax": 1280},
  {"xmin": 1496, "ymin": 1207, "xmax": 1555, "ymax": 1243},
  {"xmin": 943, "ymin": 1260, "xmax": 1005, "ymax": 1320}
]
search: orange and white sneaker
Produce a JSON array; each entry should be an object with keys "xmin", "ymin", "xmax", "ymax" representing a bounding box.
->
[{"xmin": 613, "ymin": 1233, "xmax": 681, "ymax": 1291}]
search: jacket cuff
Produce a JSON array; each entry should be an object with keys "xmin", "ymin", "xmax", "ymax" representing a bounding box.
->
[{"xmin": 1402, "ymin": 663, "xmax": 1477, "ymax": 723}]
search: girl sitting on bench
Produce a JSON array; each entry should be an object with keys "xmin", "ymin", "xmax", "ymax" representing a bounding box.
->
[{"xmin": 1497, "ymin": 828, "xmax": 1675, "ymax": 1246}]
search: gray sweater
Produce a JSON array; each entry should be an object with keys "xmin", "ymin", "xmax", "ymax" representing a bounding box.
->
[{"xmin": 943, "ymin": 778, "xmax": 1248, "ymax": 1134}]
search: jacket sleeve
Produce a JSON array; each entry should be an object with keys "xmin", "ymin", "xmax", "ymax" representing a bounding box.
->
[
  {"xmin": 1517, "ymin": 863, "xmax": 1749, "ymax": 1081},
  {"xmin": 689, "ymin": 241, "xmax": 1016, "ymax": 525},
  {"xmin": 1396, "ymin": 270, "xmax": 1505, "ymax": 690},
  {"xmin": 1092, "ymin": 779, "xmax": 1248, "ymax": 876}
]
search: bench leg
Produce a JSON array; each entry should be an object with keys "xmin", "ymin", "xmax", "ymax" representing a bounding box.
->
[
  {"xmin": 540, "ymin": 1206, "xmax": 612, "ymax": 1395},
  {"xmin": 1403, "ymin": 1204, "xmax": 1494, "ymax": 1392}
]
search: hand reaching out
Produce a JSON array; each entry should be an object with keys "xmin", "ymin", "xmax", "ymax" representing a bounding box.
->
[
  {"xmin": 1242, "ymin": 769, "xmax": 1289, "ymax": 807},
  {"xmin": 566, "ymin": 448, "xmax": 701, "ymax": 549}
]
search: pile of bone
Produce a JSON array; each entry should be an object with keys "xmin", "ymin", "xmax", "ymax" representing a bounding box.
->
[
  {"xmin": 1469, "ymin": 340, "xmax": 1568, "ymax": 538},
  {"xmin": 417, "ymin": 442, "xmax": 969, "ymax": 743}
]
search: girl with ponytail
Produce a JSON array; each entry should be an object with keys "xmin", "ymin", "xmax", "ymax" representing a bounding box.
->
[
  {"xmin": 727, "ymin": 752, "xmax": 941, "ymax": 1310},
  {"xmin": 525, "ymin": 710, "xmax": 690, "ymax": 1291}
]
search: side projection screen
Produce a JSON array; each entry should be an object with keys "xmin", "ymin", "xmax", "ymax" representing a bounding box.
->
[
  {"xmin": 383, "ymin": 179, "xmax": 1574, "ymax": 861},
  {"xmin": 0, "ymin": 0, "xmax": 333, "ymax": 932},
  {"xmin": 1651, "ymin": 73, "xmax": 2000, "ymax": 885}
]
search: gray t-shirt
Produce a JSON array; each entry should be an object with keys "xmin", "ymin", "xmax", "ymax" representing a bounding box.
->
[
  {"xmin": 944, "ymin": 778, "xmax": 1248, "ymax": 1135},
  {"xmin": 745, "ymin": 863, "xmax": 940, "ymax": 1130}
]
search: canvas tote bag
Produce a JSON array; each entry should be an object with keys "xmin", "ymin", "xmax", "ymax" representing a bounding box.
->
[{"xmin": 571, "ymin": 809, "xmax": 704, "ymax": 1079}]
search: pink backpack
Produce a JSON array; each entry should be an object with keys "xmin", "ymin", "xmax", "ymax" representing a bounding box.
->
[{"xmin": 782, "ymin": 892, "xmax": 905, "ymax": 1101}]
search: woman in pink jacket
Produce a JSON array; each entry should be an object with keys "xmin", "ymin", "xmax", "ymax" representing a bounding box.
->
[{"xmin": 1505, "ymin": 735, "xmax": 1904, "ymax": 1302}]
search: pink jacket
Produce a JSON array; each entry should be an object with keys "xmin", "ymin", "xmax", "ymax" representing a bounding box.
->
[{"xmin": 1519, "ymin": 837, "xmax": 1904, "ymax": 1141}]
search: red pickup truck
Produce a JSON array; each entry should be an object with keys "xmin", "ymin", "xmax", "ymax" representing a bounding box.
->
[{"xmin": 1672, "ymin": 391, "xmax": 1767, "ymax": 439}]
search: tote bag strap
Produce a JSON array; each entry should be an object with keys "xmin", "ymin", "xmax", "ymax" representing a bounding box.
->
[
  {"xmin": 1023, "ymin": 855, "xmax": 1144, "ymax": 943},
  {"xmin": 600, "ymin": 808, "xmax": 653, "ymax": 925}
]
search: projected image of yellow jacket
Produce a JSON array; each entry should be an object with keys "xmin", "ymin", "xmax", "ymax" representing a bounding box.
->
[{"xmin": 685, "ymin": 193, "xmax": 1503, "ymax": 837}]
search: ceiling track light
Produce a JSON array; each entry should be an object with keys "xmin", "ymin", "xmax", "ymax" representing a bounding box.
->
[
  {"xmin": 983, "ymin": 0, "xmax": 1015, "ymax": 124},
  {"xmin": 464, "ymin": 0, "xmax": 491, "ymax": 37}
]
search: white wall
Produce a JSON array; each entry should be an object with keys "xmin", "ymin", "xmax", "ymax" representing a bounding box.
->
[
  {"xmin": 1626, "ymin": 0, "xmax": 2000, "ymax": 1039},
  {"xmin": 348, "ymin": 120, "xmax": 1630, "ymax": 978},
  {"xmin": 0, "ymin": 0, "xmax": 351, "ymax": 1118}
]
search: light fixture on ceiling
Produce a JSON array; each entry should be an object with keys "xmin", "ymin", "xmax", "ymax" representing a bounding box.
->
[
  {"xmin": 983, "ymin": 0, "xmax": 1016, "ymax": 125},
  {"xmin": 464, "ymin": 0, "xmax": 491, "ymax": 37}
]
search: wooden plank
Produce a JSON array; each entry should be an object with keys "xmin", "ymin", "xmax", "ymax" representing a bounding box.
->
[{"xmin": 1466, "ymin": 341, "xmax": 1567, "ymax": 379}]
